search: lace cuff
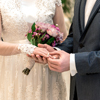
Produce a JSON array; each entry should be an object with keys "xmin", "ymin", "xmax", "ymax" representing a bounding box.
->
[
  {"xmin": 18, "ymin": 44, "xmax": 36, "ymax": 55},
  {"xmin": 55, "ymin": 0, "xmax": 62, "ymax": 6}
]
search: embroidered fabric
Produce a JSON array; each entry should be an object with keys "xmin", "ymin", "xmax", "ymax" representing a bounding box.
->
[
  {"xmin": 18, "ymin": 44, "xmax": 36, "ymax": 55},
  {"xmin": 0, "ymin": 0, "xmax": 69, "ymax": 100},
  {"xmin": 56, "ymin": 0, "xmax": 62, "ymax": 6}
]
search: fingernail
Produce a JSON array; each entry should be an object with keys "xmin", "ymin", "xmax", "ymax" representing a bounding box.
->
[{"xmin": 31, "ymin": 54, "xmax": 34, "ymax": 57}]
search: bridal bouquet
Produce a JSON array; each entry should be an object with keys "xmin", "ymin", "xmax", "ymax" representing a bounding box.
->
[{"xmin": 22, "ymin": 22, "xmax": 63, "ymax": 75}]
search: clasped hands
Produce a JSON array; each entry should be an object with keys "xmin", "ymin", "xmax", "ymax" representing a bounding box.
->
[{"xmin": 28, "ymin": 44, "xmax": 70, "ymax": 72}]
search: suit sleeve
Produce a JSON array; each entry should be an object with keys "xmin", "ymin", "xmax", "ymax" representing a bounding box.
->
[
  {"xmin": 56, "ymin": 23, "xmax": 73, "ymax": 53},
  {"xmin": 75, "ymin": 51, "xmax": 100, "ymax": 75}
]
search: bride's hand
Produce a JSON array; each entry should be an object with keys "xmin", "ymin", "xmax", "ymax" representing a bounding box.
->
[
  {"xmin": 27, "ymin": 47, "xmax": 49, "ymax": 64},
  {"xmin": 33, "ymin": 47, "xmax": 49, "ymax": 58},
  {"xmin": 31, "ymin": 54, "xmax": 48, "ymax": 64}
]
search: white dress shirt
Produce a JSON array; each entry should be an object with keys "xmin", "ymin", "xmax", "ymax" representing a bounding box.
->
[{"xmin": 70, "ymin": 0, "xmax": 97, "ymax": 76}]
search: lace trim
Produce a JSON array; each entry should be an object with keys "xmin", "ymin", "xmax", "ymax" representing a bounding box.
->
[
  {"xmin": 55, "ymin": 0, "xmax": 62, "ymax": 6},
  {"xmin": 18, "ymin": 44, "xmax": 36, "ymax": 55}
]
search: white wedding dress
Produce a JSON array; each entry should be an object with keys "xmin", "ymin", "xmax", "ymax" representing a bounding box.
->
[{"xmin": 0, "ymin": 0, "xmax": 70, "ymax": 100}]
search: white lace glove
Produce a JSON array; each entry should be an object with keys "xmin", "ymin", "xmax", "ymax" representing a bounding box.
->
[{"xmin": 18, "ymin": 44, "xmax": 36, "ymax": 55}]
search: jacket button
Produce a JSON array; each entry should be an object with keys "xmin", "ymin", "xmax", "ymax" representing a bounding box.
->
[{"xmin": 79, "ymin": 43, "xmax": 84, "ymax": 48}]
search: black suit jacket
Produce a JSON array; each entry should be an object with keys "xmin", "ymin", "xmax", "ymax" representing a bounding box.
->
[{"xmin": 57, "ymin": 0, "xmax": 100, "ymax": 100}]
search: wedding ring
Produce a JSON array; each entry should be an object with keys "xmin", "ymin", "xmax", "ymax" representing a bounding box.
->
[{"xmin": 47, "ymin": 52, "xmax": 50, "ymax": 57}]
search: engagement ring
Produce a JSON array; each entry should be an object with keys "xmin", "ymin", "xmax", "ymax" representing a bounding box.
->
[{"xmin": 47, "ymin": 53, "xmax": 50, "ymax": 57}]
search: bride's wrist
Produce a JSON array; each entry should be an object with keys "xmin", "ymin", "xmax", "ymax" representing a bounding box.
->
[{"xmin": 18, "ymin": 44, "xmax": 36, "ymax": 55}]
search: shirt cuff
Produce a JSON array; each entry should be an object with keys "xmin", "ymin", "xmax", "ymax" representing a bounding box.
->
[
  {"xmin": 70, "ymin": 54, "xmax": 77, "ymax": 76},
  {"xmin": 53, "ymin": 47, "xmax": 61, "ymax": 51}
]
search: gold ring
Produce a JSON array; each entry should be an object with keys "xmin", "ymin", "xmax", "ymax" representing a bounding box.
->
[{"xmin": 47, "ymin": 52, "xmax": 50, "ymax": 57}]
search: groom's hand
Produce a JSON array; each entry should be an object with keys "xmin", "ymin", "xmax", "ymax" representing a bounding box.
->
[
  {"xmin": 38, "ymin": 44, "xmax": 55, "ymax": 52},
  {"xmin": 38, "ymin": 44, "xmax": 59, "ymax": 59},
  {"xmin": 48, "ymin": 50, "xmax": 70, "ymax": 72}
]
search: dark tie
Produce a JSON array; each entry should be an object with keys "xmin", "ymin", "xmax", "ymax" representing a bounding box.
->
[{"xmin": 80, "ymin": 0, "xmax": 86, "ymax": 32}]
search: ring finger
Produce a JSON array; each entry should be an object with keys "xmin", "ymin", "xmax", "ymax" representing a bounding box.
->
[
  {"xmin": 32, "ymin": 54, "xmax": 39, "ymax": 61},
  {"xmin": 36, "ymin": 55, "xmax": 44, "ymax": 63}
]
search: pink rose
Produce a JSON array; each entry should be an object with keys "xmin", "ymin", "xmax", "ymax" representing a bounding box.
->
[{"xmin": 47, "ymin": 29, "xmax": 58, "ymax": 37}]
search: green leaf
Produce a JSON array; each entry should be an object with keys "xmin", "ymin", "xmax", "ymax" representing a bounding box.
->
[
  {"xmin": 38, "ymin": 38, "xmax": 42, "ymax": 43},
  {"xmin": 32, "ymin": 38, "xmax": 36, "ymax": 45},
  {"xmin": 38, "ymin": 33, "xmax": 46, "ymax": 43},
  {"xmin": 30, "ymin": 39, "xmax": 33, "ymax": 44},
  {"xmin": 31, "ymin": 23, "xmax": 36, "ymax": 32},
  {"xmin": 46, "ymin": 37, "xmax": 55, "ymax": 45},
  {"xmin": 27, "ymin": 33, "xmax": 33, "ymax": 42},
  {"xmin": 40, "ymin": 33, "xmax": 46, "ymax": 39}
]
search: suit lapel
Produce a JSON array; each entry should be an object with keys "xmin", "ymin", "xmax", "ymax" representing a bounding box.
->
[
  {"xmin": 79, "ymin": 0, "xmax": 100, "ymax": 42},
  {"xmin": 80, "ymin": 0, "xmax": 86, "ymax": 33}
]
